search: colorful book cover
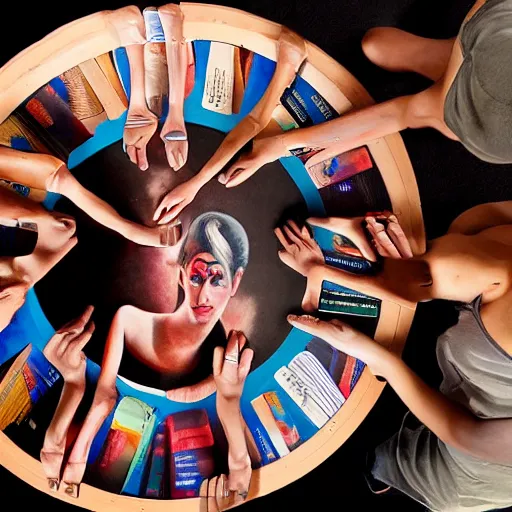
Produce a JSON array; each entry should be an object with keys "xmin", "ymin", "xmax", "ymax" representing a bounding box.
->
[
  {"xmin": 166, "ymin": 409, "xmax": 215, "ymax": 499},
  {"xmin": 49, "ymin": 66, "xmax": 107, "ymax": 134},
  {"xmin": 166, "ymin": 409, "xmax": 214, "ymax": 453},
  {"xmin": 310, "ymin": 223, "xmax": 376, "ymax": 275},
  {"xmin": 280, "ymin": 75, "xmax": 338, "ymax": 128},
  {"xmin": 145, "ymin": 423, "xmax": 167, "ymax": 498},
  {"xmin": 319, "ymin": 280, "xmax": 380, "ymax": 318},
  {"xmin": 201, "ymin": 42, "xmax": 235, "ymax": 115},
  {"xmin": 22, "ymin": 84, "xmax": 91, "ymax": 153},
  {"xmin": 306, "ymin": 337, "xmax": 366, "ymax": 400},
  {"xmin": 122, "ymin": 411, "xmax": 157, "ymax": 496},
  {"xmin": 306, "ymin": 337, "xmax": 345, "ymax": 383},
  {"xmin": 0, "ymin": 114, "xmax": 51, "ymax": 153},
  {"xmin": 307, "ymin": 146, "xmax": 373, "ymax": 189},
  {"xmin": 0, "ymin": 344, "xmax": 59, "ymax": 431},
  {"xmin": 288, "ymin": 352, "xmax": 345, "ymax": 417},
  {"xmin": 251, "ymin": 391, "xmax": 301, "ymax": 456},
  {"xmin": 274, "ymin": 366, "xmax": 330, "ymax": 429},
  {"xmin": 96, "ymin": 397, "xmax": 154, "ymax": 493},
  {"xmin": 242, "ymin": 405, "xmax": 279, "ymax": 466}
]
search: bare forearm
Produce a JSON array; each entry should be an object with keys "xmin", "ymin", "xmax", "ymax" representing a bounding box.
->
[
  {"xmin": 193, "ymin": 57, "xmax": 301, "ymax": 188},
  {"xmin": 160, "ymin": 5, "xmax": 186, "ymax": 117},
  {"xmin": 278, "ymin": 96, "xmax": 412, "ymax": 159},
  {"xmin": 375, "ymin": 351, "xmax": 476, "ymax": 452},
  {"xmin": 126, "ymin": 44, "xmax": 148, "ymax": 108},
  {"xmin": 98, "ymin": 310, "xmax": 126, "ymax": 391},
  {"xmin": 217, "ymin": 395, "xmax": 249, "ymax": 465},
  {"xmin": 62, "ymin": 176, "xmax": 139, "ymax": 238},
  {"xmin": 0, "ymin": 147, "xmax": 64, "ymax": 190},
  {"xmin": 45, "ymin": 381, "xmax": 85, "ymax": 449},
  {"xmin": 378, "ymin": 350, "xmax": 512, "ymax": 464}
]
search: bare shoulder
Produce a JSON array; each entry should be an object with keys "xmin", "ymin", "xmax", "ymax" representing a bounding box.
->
[
  {"xmin": 117, "ymin": 305, "xmax": 153, "ymax": 336},
  {"xmin": 474, "ymin": 224, "xmax": 512, "ymax": 247},
  {"xmin": 448, "ymin": 202, "xmax": 512, "ymax": 235}
]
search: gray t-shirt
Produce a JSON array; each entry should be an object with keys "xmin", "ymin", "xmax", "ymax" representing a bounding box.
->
[
  {"xmin": 444, "ymin": 0, "xmax": 512, "ymax": 164},
  {"xmin": 373, "ymin": 297, "xmax": 512, "ymax": 511}
]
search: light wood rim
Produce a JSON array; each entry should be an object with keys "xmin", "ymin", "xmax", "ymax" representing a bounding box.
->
[{"xmin": 0, "ymin": 3, "xmax": 424, "ymax": 510}]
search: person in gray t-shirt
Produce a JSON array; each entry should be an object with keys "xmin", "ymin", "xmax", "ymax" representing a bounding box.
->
[
  {"xmin": 214, "ymin": 0, "xmax": 511, "ymax": 194},
  {"xmin": 282, "ymin": 201, "xmax": 512, "ymax": 512}
]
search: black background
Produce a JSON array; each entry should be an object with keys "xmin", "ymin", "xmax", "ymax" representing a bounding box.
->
[{"xmin": 1, "ymin": 0, "xmax": 511, "ymax": 510}]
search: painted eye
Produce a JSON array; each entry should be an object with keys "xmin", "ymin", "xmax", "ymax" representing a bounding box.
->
[
  {"xmin": 210, "ymin": 273, "xmax": 226, "ymax": 287},
  {"xmin": 190, "ymin": 273, "xmax": 203, "ymax": 286}
]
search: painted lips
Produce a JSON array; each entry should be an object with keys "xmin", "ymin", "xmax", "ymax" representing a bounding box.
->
[{"xmin": 192, "ymin": 305, "xmax": 213, "ymax": 320}]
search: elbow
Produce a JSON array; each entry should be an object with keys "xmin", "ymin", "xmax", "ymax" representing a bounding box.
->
[
  {"xmin": 403, "ymin": 88, "xmax": 441, "ymax": 130},
  {"xmin": 443, "ymin": 415, "xmax": 481, "ymax": 456},
  {"xmin": 46, "ymin": 164, "xmax": 72, "ymax": 195}
]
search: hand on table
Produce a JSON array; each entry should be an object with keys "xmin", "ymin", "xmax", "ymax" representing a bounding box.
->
[
  {"xmin": 153, "ymin": 178, "xmax": 201, "ymax": 224},
  {"xmin": 218, "ymin": 136, "xmax": 285, "ymax": 188},
  {"xmin": 161, "ymin": 124, "xmax": 188, "ymax": 171},
  {"xmin": 125, "ymin": 220, "xmax": 183, "ymax": 247},
  {"xmin": 123, "ymin": 108, "xmax": 158, "ymax": 171},
  {"xmin": 274, "ymin": 220, "xmax": 324, "ymax": 277},
  {"xmin": 287, "ymin": 314, "xmax": 388, "ymax": 376}
]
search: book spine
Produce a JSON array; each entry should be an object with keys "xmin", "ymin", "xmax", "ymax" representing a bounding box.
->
[{"xmin": 242, "ymin": 405, "xmax": 279, "ymax": 465}]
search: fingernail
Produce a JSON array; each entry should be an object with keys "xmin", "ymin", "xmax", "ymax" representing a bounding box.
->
[
  {"xmin": 122, "ymin": 141, "xmax": 126, "ymax": 153},
  {"xmin": 218, "ymin": 174, "xmax": 226, "ymax": 184},
  {"xmin": 63, "ymin": 482, "xmax": 79, "ymax": 498},
  {"xmin": 163, "ymin": 130, "xmax": 187, "ymax": 141},
  {"xmin": 48, "ymin": 478, "xmax": 59, "ymax": 491}
]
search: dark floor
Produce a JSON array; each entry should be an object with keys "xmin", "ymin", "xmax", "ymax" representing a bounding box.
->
[{"xmin": 1, "ymin": 0, "xmax": 511, "ymax": 510}]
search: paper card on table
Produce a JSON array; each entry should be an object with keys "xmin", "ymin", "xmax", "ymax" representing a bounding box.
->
[
  {"xmin": 319, "ymin": 280, "xmax": 380, "ymax": 318},
  {"xmin": 251, "ymin": 391, "xmax": 301, "ymax": 456},
  {"xmin": 202, "ymin": 42, "xmax": 235, "ymax": 115}
]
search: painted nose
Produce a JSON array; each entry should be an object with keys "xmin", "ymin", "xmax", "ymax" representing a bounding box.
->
[{"xmin": 198, "ymin": 283, "xmax": 211, "ymax": 305}]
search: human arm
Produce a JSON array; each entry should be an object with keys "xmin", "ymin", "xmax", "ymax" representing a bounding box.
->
[
  {"xmin": 223, "ymin": 82, "xmax": 448, "ymax": 183},
  {"xmin": 123, "ymin": 43, "xmax": 158, "ymax": 171},
  {"xmin": 0, "ymin": 146, "xmax": 181, "ymax": 247},
  {"xmin": 213, "ymin": 331, "xmax": 254, "ymax": 508},
  {"xmin": 288, "ymin": 314, "xmax": 512, "ymax": 466},
  {"xmin": 448, "ymin": 201, "xmax": 512, "ymax": 235},
  {"xmin": 41, "ymin": 307, "xmax": 94, "ymax": 489},
  {"xmin": 153, "ymin": 28, "xmax": 307, "ymax": 224},
  {"xmin": 274, "ymin": 217, "xmax": 425, "ymax": 309},
  {"xmin": 60, "ymin": 306, "xmax": 129, "ymax": 496},
  {"xmin": 159, "ymin": 3, "xmax": 189, "ymax": 171}
]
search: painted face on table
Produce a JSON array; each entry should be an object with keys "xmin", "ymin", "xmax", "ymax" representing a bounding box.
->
[
  {"xmin": 0, "ymin": 187, "xmax": 77, "ymax": 331},
  {"xmin": 182, "ymin": 252, "xmax": 242, "ymax": 326}
]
